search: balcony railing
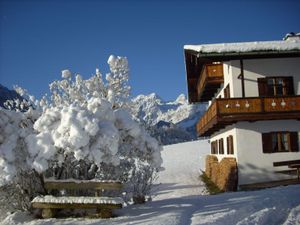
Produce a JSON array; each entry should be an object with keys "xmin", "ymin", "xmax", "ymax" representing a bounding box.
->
[
  {"xmin": 197, "ymin": 95, "xmax": 300, "ymax": 136},
  {"xmin": 196, "ymin": 63, "xmax": 224, "ymax": 102}
]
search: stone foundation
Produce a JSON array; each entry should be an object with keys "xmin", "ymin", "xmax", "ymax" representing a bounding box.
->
[{"xmin": 205, "ymin": 155, "xmax": 238, "ymax": 192}]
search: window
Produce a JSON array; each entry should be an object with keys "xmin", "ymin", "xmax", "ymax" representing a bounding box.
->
[
  {"xmin": 267, "ymin": 78, "xmax": 285, "ymax": 96},
  {"xmin": 271, "ymin": 133, "xmax": 289, "ymax": 152},
  {"xmin": 219, "ymin": 138, "xmax": 224, "ymax": 154},
  {"xmin": 258, "ymin": 77, "xmax": 294, "ymax": 97},
  {"xmin": 262, "ymin": 132, "xmax": 299, "ymax": 153},
  {"xmin": 227, "ymin": 135, "xmax": 234, "ymax": 155},
  {"xmin": 211, "ymin": 141, "xmax": 218, "ymax": 154},
  {"xmin": 224, "ymin": 84, "xmax": 230, "ymax": 98}
]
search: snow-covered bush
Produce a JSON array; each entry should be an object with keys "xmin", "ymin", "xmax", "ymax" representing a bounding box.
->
[
  {"xmin": 106, "ymin": 55, "xmax": 131, "ymax": 109},
  {"xmin": 0, "ymin": 108, "xmax": 33, "ymax": 186},
  {"xmin": 0, "ymin": 55, "xmax": 163, "ymax": 209},
  {"xmin": 0, "ymin": 107, "xmax": 44, "ymax": 211}
]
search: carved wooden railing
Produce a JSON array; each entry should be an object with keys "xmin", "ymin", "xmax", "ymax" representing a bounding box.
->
[
  {"xmin": 197, "ymin": 95, "xmax": 300, "ymax": 136},
  {"xmin": 196, "ymin": 100, "xmax": 217, "ymax": 134}
]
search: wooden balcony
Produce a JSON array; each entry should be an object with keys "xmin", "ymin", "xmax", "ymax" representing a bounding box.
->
[
  {"xmin": 196, "ymin": 63, "xmax": 224, "ymax": 102},
  {"xmin": 197, "ymin": 96, "xmax": 300, "ymax": 136}
]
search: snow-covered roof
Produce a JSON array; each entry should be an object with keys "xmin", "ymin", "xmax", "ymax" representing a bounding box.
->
[{"xmin": 184, "ymin": 37, "xmax": 300, "ymax": 55}]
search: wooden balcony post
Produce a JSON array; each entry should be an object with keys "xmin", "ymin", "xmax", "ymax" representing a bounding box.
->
[{"xmin": 239, "ymin": 60, "xmax": 245, "ymax": 98}]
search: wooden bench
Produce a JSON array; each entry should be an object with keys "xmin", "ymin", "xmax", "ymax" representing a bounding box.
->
[
  {"xmin": 288, "ymin": 164, "xmax": 300, "ymax": 180},
  {"xmin": 31, "ymin": 179, "xmax": 124, "ymax": 218},
  {"xmin": 273, "ymin": 160, "xmax": 300, "ymax": 179}
]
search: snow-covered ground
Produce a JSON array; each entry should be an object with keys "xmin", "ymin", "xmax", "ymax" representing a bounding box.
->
[
  {"xmin": 2, "ymin": 140, "xmax": 300, "ymax": 225},
  {"xmin": 154, "ymin": 140, "xmax": 209, "ymax": 200}
]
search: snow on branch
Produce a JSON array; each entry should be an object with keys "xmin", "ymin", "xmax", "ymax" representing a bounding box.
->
[{"xmin": 0, "ymin": 55, "xmax": 163, "ymax": 205}]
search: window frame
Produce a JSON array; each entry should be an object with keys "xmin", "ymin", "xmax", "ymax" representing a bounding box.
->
[
  {"xmin": 262, "ymin": 131, "xmax": 299, "ymax": 153},
  {"xmin": 258, "ymin": 76, "xmax": 294, "ymax": 97}
]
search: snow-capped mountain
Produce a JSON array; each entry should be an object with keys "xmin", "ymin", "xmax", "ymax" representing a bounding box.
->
[
  {"xmin": 131, "ymin": 93, "xmax": 206, "ymax": 145},
  {"xmin": 0, "ymin": 84, "xmax": 23, "ymax": 108},
  {"xmin": 0, "ymin": 83, "xmax": 205, "ymax": 145}
]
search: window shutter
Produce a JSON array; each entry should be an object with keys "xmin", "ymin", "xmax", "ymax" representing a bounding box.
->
[
  {"xmin": 226, "ymin": 137, "xmax": 229, "ymax": 154},
  {"xmin": 210, "ymin": 142, "xmax": 214, "ymax": 154},
  {"xmin": 290, "ymin": 132, "xmax": 299, "ymax": 152},
  {"xmin": 211, "ymin": 141, "xmax": 218, "ymax": 154},
  {"xmin": 230, "ymin": 136, "xmax": 234, "ymax": 154},
  {"xmin": 257, "ymin": 78, "xmax": 267, "ymax": 97},
  {"xmin": 227, "ymin": 135, "xmax": 234, "ymax": 154},
  {"xmin": 215, "ymin": 141, "xmax": 218, "ymax": 154},
  {"xmin": 285, "ymin": 77, "xmax": 295, "ymax": 95},
  {"xmin": 219, "ymin": 139, "xmax": 224, "ymax": 154},
  {"xmin": 262, "ymin": 133, "xmax": 272, "ymax": 153},
  {"xmin": 221, "ymin": 139, "xmax": 223, "ymax": 154}
]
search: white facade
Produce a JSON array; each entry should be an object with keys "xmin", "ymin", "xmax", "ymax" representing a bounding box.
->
[
  {"xmin": 210, "ymin": 57, "xmax": 300, "ymax": 186},
  {"xmin": 215, "ymin": 57, "xmax": 300, "ymax": 99},
  {"xmin": 211, "ymin": 120, "xmax": 300, "ymax": 185}
]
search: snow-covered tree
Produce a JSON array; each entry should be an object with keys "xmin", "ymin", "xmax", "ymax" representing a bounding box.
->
[
  {"xmin": 0, "ymin": 55, "xmax": 162, "ymax": 209},
  {"xmin": 106, "ymin": 55, "xmax": 131, "ymax": 109},
  {"xmin": 0, "ymin": 107, "xmax": 44, "ymax": 210},
  {"xmin": 0, "ymin": 109, "xmax": 28, "ymax": 186}
]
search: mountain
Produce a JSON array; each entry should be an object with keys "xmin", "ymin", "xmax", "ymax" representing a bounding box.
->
[
  {"xmin": 131, "ymin": 93, "xmax": 206, "ymax": 145},
  {"xmin": 0, "ymin": 84, "xmax": 23, "ymax": 108},
  {"xmin": 0, "ymin": 83, "xmax": 204, "ymax": 145}
]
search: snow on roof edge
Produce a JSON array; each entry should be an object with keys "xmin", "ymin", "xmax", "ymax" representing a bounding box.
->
[{"xmin": 184, "ymin": 39, "xmax": 300, "ymax": 54}]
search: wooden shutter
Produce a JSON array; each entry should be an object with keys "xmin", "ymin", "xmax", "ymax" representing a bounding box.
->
[
  {"xmin": 219, "ymin": 139, "xmax": 224, "ymax": 154},
  {"xmin": 226, "ymin": 137, "xmax": 229, "ymax": 154},
  {"xmin": 211, "ymin": 141, "xmax": 218, "ymax": 154},
  {"xmin": 227, "ymin": 135, "xmax": 234, "ymax": 154},
  {"xmin": 262, "ymin": 133, "xmax": 272, "ymax": 153},
  {"xmin": 285, "ymin": 77, "xmax": 295, "ymax": 95},
  {"xmin": 290, "ymin": 132, "xmax": 299, "ymax": 152},
  {"xmin": 226, "ymin": 137, "xmax": 230, "ymax": 155},
  {"xmin": 210, "ymin": 142, "xmax": 214, "ymax": 154},
  {"xmin": 230, "ymin": 136, "xmax": 234, "ymax": 154},
  {"xmin": 257, "ymin": 78, "xmax": 267, "ymax": 97}
]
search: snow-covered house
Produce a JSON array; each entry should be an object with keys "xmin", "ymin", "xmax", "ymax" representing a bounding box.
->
[{"xmin": 184, "ymin": 33, "xmax": 300, "ymax": 190}]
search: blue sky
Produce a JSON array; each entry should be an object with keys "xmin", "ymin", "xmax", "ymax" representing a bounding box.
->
[{"xmin": 0, "ymin": 0, "xmax": 299, "ymax": 101}]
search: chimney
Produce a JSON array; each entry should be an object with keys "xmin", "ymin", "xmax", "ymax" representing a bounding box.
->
[{"xmin": 283, "ymin": 32, "xmax": 300, "ymax": 41}]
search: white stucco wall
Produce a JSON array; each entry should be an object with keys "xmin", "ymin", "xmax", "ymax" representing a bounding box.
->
[
  {"xmin": 214, "ymin": 57, "xmax": 300, "ymax": 100},
  {"xmin": 210, "ymin": 125, "xmax": 238, "ymax": 161},
  {"xmin": 215, "ymin": 63, "xmax": 229, "ymax": 99},
  {"xmin": 208, "ymin": 120, "xmax": 300, "ymax": 186},
  {"xmin": 230, "ymin": 57, "xmax": 300, "ymax": 97},
  {"xmin": 207, "ymin": 57, "xmax": 300, "ymax": 187},
  {"xmin": 235, "ymin": 120, "xmax": 300, "ymax": 185}
]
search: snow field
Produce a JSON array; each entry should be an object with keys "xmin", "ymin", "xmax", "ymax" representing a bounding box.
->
[
  {"xmin": 154, "ymin": 140, "xmax": 209, "ymax": 200},
  {"xmin": 2, "ymin": 140, "xmax": 300, "ymax": 225}
]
